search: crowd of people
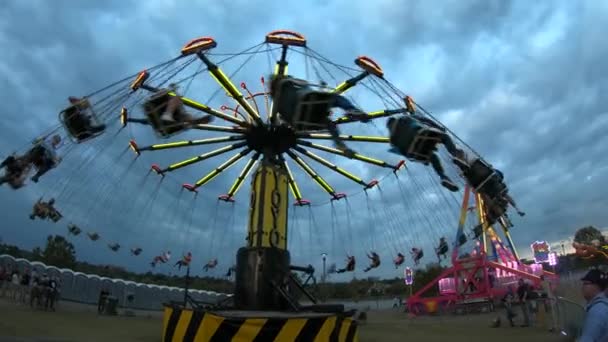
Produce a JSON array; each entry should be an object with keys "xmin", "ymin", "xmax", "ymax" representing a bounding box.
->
[
  {"xmin": 0, "ymin": 265, "xmax": 60, "ymax": 311},
  {"xmin": 495, "ymin": 269, "xmax": 607, "ymax": 340}
]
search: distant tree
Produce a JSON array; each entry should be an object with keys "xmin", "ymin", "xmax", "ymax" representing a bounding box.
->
[
  {"xmin": 0, "ymin": 243, "xmax": 22, "ymax": 258},
  {"xmin": 31, "ymin": 247, "xmax": 43, "ymax": 262},
  {"xmin": 574, "ymin": 226, "xmax": 606, "ymax": 245},
  {"xmin": 410, "ymin": 264, "xmax": 445, "ymax": 296},
  {"xmin": 41, "ymin": 235, "xmax": 77, "ymax": 269}
]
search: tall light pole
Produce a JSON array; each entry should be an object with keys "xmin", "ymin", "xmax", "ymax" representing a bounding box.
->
[{"xmin": 321, "ymin": 253, "xmax": 327, "ymax": 283}]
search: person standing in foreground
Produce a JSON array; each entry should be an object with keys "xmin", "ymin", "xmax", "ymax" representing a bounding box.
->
[
  {"xmin": 540, "ymin": 275, "xmax": 558, "ymax": 332},
  {"xmin": 516, "ymin": 278, "xmax": 531, "ymax": 327},
  {"xmin": 579, "ymin": 269, "xmax": 608, "ymax": 342}
]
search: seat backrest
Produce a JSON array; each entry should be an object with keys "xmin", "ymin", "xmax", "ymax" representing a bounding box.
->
[
  {"xmin": 60, "ymin": 102, "xmax": 103, "ymax": 142},
  {"xmin": 407, "ymin": 127, "xmax": 442, "ymax": 159},
  {"xmin": 466, "ymin": 159, "xmax": 496, "ymax": 189},
  {"xmin": 144, "ymin": 93, "xmax": 170, "ymax": 115},
  {"xmin": 389, "ymin": 117, "xmax": 421, "ymax": 148},
  {"xmin": 291, "ymin": 91, "xmax": 333, "ymax": 130},
  {"xmin": 470, "ymin": 159, "xmax": 493, "ymax": 178}
]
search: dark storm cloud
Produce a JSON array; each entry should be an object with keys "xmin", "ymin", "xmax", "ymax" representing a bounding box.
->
[{"xmin": 1, "ymin": 0, "xmax": 606, "ymax": 282}]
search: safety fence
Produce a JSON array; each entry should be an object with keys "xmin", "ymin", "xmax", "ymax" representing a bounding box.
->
[
  {"xmin": 555, "ymin": 296, "xmax": 585, "ymax": 341},
  {"xmin": 0, "ymin": 254, "xmax": 230, "ymax": 310}
]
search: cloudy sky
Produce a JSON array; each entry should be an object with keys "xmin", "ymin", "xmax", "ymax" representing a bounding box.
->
[{"xmin": 0, "ymin": 0, "xmax": 606, "ymax": 284}]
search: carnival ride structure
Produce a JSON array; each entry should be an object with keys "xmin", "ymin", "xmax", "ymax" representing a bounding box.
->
[
  {"xmin": 406, "ymin": 185, "xmax": 559, "ymax": 315},
  {"xmin": 0, "ymin": 29, "xmax": 544, "ymax": 339}
]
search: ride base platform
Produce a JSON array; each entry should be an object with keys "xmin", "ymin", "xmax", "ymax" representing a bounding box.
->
[{"xmin": 162, "ymin": 305, "xmax": 359, "ymax": 342}]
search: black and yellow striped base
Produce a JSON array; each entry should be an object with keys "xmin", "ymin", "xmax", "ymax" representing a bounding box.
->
[{"xmin": 162, "ymin": 305, "xmax": 359, "ymax": 342}]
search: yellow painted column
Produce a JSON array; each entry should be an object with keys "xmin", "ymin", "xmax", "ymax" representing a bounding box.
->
[{"xmin": 247, "ymin": 160, "xmax": 289, "ymax": 250}]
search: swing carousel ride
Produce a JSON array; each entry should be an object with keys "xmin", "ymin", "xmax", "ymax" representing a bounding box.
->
[{"xmin": 0, "ymin": 30, "xmax": 557, "ymax": 339}]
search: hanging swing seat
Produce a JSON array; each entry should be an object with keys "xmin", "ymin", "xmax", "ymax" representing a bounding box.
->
[
  {"xmin": 464, "ymin": 159, "xmax": 507, "ymax": 198},
  {"xmin": 293, "ymin": 90, "xmax": 334, "ymax": 131},
  {"xmin": 59, "ymin": 98, "xmax": 105, "ymax": 143},
  {"xmin": 274, "ymin": 77, "xmax": 333, "ymax": 131},
  {"xmin": 388, "ymin": 117, "xmax": 443, "ymax": 163},
  {"xmin": 143, "ymin": 92, "xmax": 188, "ymax": 138}
]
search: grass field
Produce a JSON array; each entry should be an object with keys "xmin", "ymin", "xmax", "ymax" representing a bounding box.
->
[
  {"xmin": 359, "ymin": 310, "xmax": 566, "ymax": 342},
  {"xmin": 0, "ymin": 299, "xmax": 161, "ymax": 341},
  {"xmin": 0, "ymin": 298, "xmax": 570, "ymax": 342}
]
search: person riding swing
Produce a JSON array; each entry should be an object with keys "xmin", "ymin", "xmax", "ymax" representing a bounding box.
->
[
  {"xmin": 0, "ymin": 153, "xmax": 32, "ymax": 189},
  {"xmin": 363, "ymin": 252, "xmax": 381, "ymax": 272},
  {"xmin": 142, "ymin": 83, "xmax": 213, "ymax": 136},
  {"xmin": 411, "ymin": 247, "xmax": 424, "ymax": 265},
  {"xmin": 269, "ymin": 74, "xmax": 370, "ymax": 158},
  {"xmin": 336, "ymin": 255, "xmax": 356, "ymax": 273},
  {"xmin": 435, "ymin": 237, "xmax": 449, "ymax": 261},
  {"xmin": 386, "ymin": 112, "xmax": 466, "ymax": 192},
  {"xmin": 174, "ymin": 252, "xmax": 192, "ymax": 270},
  {"xmin": 28, "ymin": 134, "xmax": 63, "ymax": 183},
  {"xmin": 393, "ymin": 252, "xmax": 405, "ymax": 268},
  {"xmin": 62, "ymin": 97, "xmax": 106, "ymax": 141},
  {"xmin": 203, "ymin": 258, "xmax": 218, "ymax": 272}
]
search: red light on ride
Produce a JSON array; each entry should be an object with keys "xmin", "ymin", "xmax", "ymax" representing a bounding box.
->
[
  {"xmin": 331, "ymin": 193, "xmax": 347, "ymax": 201},
  {"xmin": 365, "ymin": 180, "xmax": 379, "ymax": 190},
  {"xmin": 394, "ymin": 160, "xmax": 406, "ymax": 171},
  {"xmin": 150, "ymin": 164, "xmax": 164, "ymax": 176},
  {"xmin": 294, "ymin": 199, "xmax": 311, "ymax": 206},
  {"xmin": 128, "ymin": 140, "xmax": 140, "ymax": 156},
  {"xmin": 218, "ymin": 194, "xmax": 235, "ymax": 202},
  {"xmin": 182, "ymin": 184, "xmax": 198, "ymax": 193}
]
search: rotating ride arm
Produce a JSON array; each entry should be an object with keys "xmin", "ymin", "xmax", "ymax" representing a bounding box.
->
[
  {"xmin": 296, "ymin": 139, "xmax": 400, "ymax": 170},
  {"xmin": 285, "ymin": 150, "xmax": 345, "ymax": 201},
  {"xmin": 196, "ymin": 53, "xmax": 264, "ymax": 126},
  {"xmin": 330, "ymin": 55, "xmax": 384, "ymax": 95},
  {"xmin": 278, "ymin": 155, "xmax": 308, "ymax": 206},
  {"xmin": 186, "ymin": 148, "xmax": 253, "ymax": 192},
  {"xmin": 291, "ymin": 145, "xmax": 377, "ymax": 189},
  {"xmin": 296, "ymin": 132, "xmax": 389, "ymax": 143},
  {"xmin": 129, "ymin": 136, "xmax": 246, "ymax": 154},
  {"xmin": 219, "ymin": 152, "xmax": 261, "ymax": 202},
  {"xmin": 153, "ymin": 142, "xmax": 249, "ymax": 174}
]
